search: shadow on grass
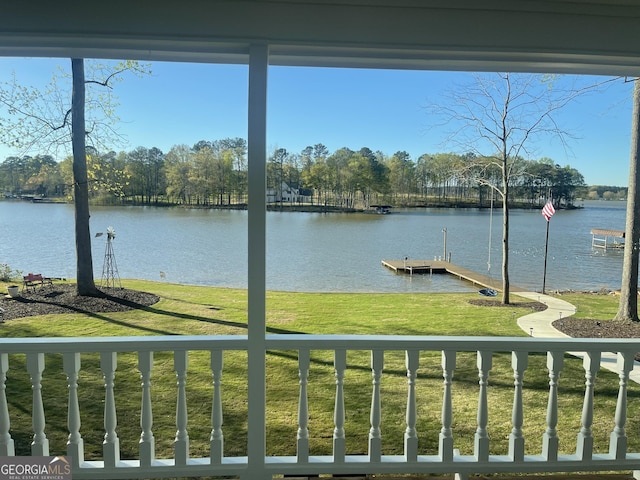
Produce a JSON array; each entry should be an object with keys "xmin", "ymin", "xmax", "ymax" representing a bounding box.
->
[{"xmin": 9, "ymin": 288, "xmax": 306, "ymax": 336}]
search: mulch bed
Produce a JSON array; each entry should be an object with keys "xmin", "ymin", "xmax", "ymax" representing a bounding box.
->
[
  {"xmin": 468, "ymin": 299, "xmax": 548, "ymax": 311},
  {"xmin": 0, "ymin": 283, "xmax": 159, "ymax": 321},
  {"xmin": 553, "ymin": 317, "xmax": 640, "ymax": 339}
]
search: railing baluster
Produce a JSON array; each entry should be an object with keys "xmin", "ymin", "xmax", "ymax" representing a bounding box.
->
[
  {"xmin": 404, "ymin": 349, "xmax": 419, "ymax": 461},
  {"xmin": 138, "ymin": 351, "xmax": 155, "ymax": 467},
  {"xmin": 174, "ymin": 350, "xmax": 190, "ymax": 465},
  {"xmin": 333, "ymin": 349, "xmax": 346, "ymax": 462},
  {"xmin": 0, "ymin": 353, "xmax": 14, "ymax": 456},
  {"xmin": 609, "ymin": 351, "xmax": 634, "ymax": 459},
  {"xmin": 63, "ymin": 352, "xmax": 84, "ymax": 467},
  {"xmin": 474, "ymin": 350, "xmax": 492, "ymax": 461},
  {"xmin": 101, "ymin": 352, "xmax": 120, "ymax": 467},
  {"xmin": 297, "ymin": 348, "xmax": 310, "ymax": 462},
  {"xmin": 439, "ymin": 350, "xmax": 455, "ymax": 461},
  {"xmin": 27, "ymin": 352, "xmax": 48, "ymax": 456},
  {"xmin": 369, "ymin": 349, "xmax": 383, "ymax": 461},
  {"xmin": 210, "ymin": 349, "xmax": 224, "ymax": 464},
  {"xmin": 576, "ymin": 351, "xmax": 600, "ymax": 460},
  {"xmin": 542, "ymin": 351, "xmax": 564, "ymax": 461},
  {"xmin": 508, "ymin": 351, "xmax": 528, "ymax": 461}
]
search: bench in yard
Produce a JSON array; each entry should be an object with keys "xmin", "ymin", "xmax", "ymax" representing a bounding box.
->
[{"xmin": 22, "ymin": 273, "xmax": 53, "ymax": 293}]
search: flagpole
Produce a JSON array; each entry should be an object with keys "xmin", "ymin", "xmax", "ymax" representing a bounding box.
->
[{"xmin": 542, "ymin": 218, "xmax": 550, "ymax": 294}]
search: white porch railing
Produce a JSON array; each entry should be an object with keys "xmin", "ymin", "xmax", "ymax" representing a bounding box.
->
[{"xmin": 0, "ymin": 335, "xmax": 639, "ymax": 479}]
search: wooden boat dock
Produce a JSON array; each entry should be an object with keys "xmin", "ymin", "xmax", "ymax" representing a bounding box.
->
[
  {"xmin": 591, "ymin": 228, "xmax": 625, "ymax": 249},
  {"xmin": 381, "ymin": 259, "xmax": 526, "ymax": 292}
]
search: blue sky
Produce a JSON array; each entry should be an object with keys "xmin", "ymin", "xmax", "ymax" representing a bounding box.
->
[{"xmin": 0, "ymin": 57, "xmax": 634, "ymax": 186}]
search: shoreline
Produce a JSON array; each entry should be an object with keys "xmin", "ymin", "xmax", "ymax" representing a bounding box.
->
[{"xmin": 1, "ymin": 197, "xmax": 589, "ymax": 212}]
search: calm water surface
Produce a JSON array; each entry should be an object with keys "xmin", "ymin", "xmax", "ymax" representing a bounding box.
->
[{"xmin": 0, "ymin": 200, "xmax": 627, "ymax": 293}]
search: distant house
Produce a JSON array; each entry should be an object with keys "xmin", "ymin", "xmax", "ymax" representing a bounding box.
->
[{"xmin": 267, "ymin": 182, "xmax": 312, "ymax": 204}]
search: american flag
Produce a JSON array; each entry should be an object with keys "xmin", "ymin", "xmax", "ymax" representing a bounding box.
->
[{"xmin": 542, "ymin": 200, "xmax": 555, "ymax": 221}]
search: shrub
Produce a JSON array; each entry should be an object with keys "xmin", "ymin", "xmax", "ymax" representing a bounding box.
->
[{"xmin": 0, "ymin": 264, "xmax": 22, "ymax": 282}]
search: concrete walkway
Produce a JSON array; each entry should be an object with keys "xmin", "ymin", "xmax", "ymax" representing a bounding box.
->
[{"xmin": 514, "ymin": 291, "xmax": 640, "ymax": 384}]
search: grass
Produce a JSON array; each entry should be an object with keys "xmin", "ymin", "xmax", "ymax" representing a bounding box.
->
[
  {"xmin": 0, "ymin": 280, "xmax": 638, "ymax": 462},
  {"xmin": 556, "ymin": 291, "xmax": 621, "ymax": 321}
]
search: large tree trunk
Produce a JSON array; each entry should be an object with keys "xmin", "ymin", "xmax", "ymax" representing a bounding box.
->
[
  {"xmin": 71, "ymin": 58, "xmax": 98, "ymax": 296},
  {"xmin": 615, "ymin": 79, "xmax": 640, "ymax": 322}
]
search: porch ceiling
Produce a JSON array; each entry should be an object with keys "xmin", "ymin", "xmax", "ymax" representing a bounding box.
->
[{"xmin": 1, "ymin": 0, "xmax": 640, "ymax": 75}]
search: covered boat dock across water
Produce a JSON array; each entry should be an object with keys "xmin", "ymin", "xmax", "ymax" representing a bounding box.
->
[{"xmin": 591, "ymin": 228, "xmax": 625, "ymax": 249}]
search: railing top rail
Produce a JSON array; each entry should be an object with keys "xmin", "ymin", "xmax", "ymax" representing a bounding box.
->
[
  {"xmin": 1, "ymin": 333, "xmax": 638, "ymax": 355},
  {"xmin": 0, "ymin": 335, "xmax": 248, "ymax": 353},
  {"xmin": 265, "ymin": 334, "xmax": 640, "ymax": 353}
]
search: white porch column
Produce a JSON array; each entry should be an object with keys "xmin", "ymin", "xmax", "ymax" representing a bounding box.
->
[{"xmin": 246, "ymin": 43, "xmax": 269, "ymax": 480}]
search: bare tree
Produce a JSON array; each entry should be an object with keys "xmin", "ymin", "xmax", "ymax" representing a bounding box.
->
[
  {"xmin": 430, "ymin": 73, "xmax": 593, "ymax": 304},
  {"xmin": 0, "ymin": 59, "xmax": 149, "ymax": 295}
]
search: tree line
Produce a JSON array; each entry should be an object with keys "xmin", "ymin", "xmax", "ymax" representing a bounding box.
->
[{"xmin": 0, "ymin": 139, "xmax": 594, "ymax": 209}]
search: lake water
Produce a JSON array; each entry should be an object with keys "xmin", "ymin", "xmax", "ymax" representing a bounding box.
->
[{"xmin": 0, "ymin": 200, "xmax": 628, "ymax": 293}]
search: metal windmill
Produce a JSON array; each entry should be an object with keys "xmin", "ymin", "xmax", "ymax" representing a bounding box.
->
[{"xmin": 99, "ymin": 226, "xmax": 122, "ymax": 289}]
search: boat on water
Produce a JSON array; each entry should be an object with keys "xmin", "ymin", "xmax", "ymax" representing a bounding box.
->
[{"xmin": 372, "ymin": 205, "xmax": 391, "ymax": 214}]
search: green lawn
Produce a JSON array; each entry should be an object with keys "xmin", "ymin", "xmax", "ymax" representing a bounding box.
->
[
  {"xmin": 0, "ymin": 280, "xmax": 637, "ymax": 462},
  {"xmin": 555, "ymin": 291, "xmax": 621, "ymax": 321}
]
